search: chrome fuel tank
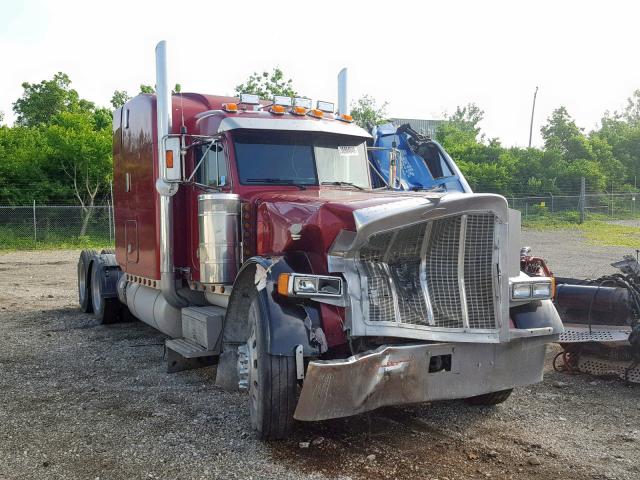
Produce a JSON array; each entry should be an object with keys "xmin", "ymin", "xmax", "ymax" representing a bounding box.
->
[{"xmin": 198, "ymin": 193, "xmax": 240, "ymax": 284}]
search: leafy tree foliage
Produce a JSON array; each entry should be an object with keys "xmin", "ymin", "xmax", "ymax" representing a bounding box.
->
[
  {"xmin": 13, "ymin": 72, "xmax": 95, "ymax": 126},
  {"xmin": 349, "ymin": 95, "xmax": 388, "ymax": 130},
  {"xmin": 110, "ymin": 90, "xmax": 131, "ymax": 109},
  {"xmin": 234, "ymin": 68, "xmax": 296, "ymax": 99},
  {"xmin": 2, "ymin": 72, "xmax": 112, "ymax": 233}
]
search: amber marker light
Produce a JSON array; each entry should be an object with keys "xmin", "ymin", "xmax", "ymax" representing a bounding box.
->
[
  {"xmin": 165, "ymin": 150, "xmax": 174, "ymax": 168},
  {"xmin": 277, "ymin": 273, "xmax": 290, "ymax": 296},
  {"xmin": 222, "ymin": 103, "xmax": 238, "ymax": 112},
  {"xmin": 308, "ymin": 109, "xmax": 324, "ymax": 119},
  {"xmin": 270, "ymin": 104, "xmax": 286, "ymax": 115},
  {"xmin": 291, "ymin": 106, "xmax": 307, "ymax": 116},
  {"xmin": 338, "ymin": 113, "xmax": 353, "ymax": 123}
]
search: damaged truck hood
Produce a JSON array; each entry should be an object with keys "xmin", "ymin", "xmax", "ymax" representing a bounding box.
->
[{"xmin": 250, "ymin": 189, "xmax": 509, "ymax": 258}]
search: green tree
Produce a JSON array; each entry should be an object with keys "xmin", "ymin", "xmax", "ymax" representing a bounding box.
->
[
  {"xmin": 540, "ymin": 107, "xmax": 592, "ymax": 161},
  {"xmin": 45, "ymin": 111, "xmax": 112, "ymax": 234},
  {"xmin": 138, "ymin": 84, "xmax": 183, "ymax": 95},
  {"xmin": 234, "ymin": 68, "xmax": 296, "ymax": 99},
  {"xmin": 349, "ymin": 95, "xmax": 388, "ymax": 130},
  {"xmin": 110, "ymin": 90, "xmax": 131, "ymax": 109},
  {"xmin": 13, "ymin": 72, "xmax": 95, "ymax": 126}
]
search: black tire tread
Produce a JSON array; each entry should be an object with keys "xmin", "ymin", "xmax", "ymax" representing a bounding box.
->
[
  {"xmin": 465, "ymin": 388, "xmax": 513, "ymax": 406},
  {"xmin": 262, "ymin": 355, "xmax": 296, "ymax": 440},
  {"xmin": 78, "ymin": 249, "xmax": 97, "ymax": 313}
]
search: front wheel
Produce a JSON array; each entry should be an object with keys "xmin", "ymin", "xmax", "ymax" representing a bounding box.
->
[
  {"xmin": 465, "ymin": 388, "xmax": 513, "ymax": 406},
  {"xmin": 246, "ymin": 295, "xmax": 297, "ymax": 440}
]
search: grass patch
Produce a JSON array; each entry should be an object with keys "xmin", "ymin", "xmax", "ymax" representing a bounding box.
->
[
  {"xmin": 580, "ymin": 222, "xmax": 640, "ymax": 248},
  {"xmin": 0, "ymin": 228, "xmax": 113, "ymax": 251},
  {"xmin": 523, "ymin": 214, "xmax": 640, "ymax": 248}
]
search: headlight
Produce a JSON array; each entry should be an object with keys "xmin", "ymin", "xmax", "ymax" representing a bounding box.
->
[
  {"xmin": 512, "ymin": 283, "xmax": 532, "ymax": 300},
  {"xmin": 532, "ymin": 282, "xmax": 552, "ymax": 298},
  {"xmin": 277, "ymin": 273, "xmax": 343, "ymax": 298},
  {"xmin": 510, "ymin": 279, "xmax": 552, "ymax": 300}
]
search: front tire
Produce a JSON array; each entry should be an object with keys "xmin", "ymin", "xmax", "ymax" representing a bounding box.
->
[
  {"xmin": 465, "ymin": 388, "xmax": 513, "ymax": 406},
  {"xmin": 246, "ymin": 296, "xmax": 297, "ymax": 440}
]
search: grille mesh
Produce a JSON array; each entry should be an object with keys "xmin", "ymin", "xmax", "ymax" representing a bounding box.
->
[
  {"xmin": 358, "ymin": 213, "xmax": 497, "ymax": 330},
  {"xmin": 464, "ymin": 214, "xmax": 496, "ymax": 328},
  {"xmin": 387, "ymin": 224, "xmax": 430, "ymax": 325},
  {"xmin": 359, "ymin": 231, "xmax": 396, "ymax": 323},
  {"xmin": 424, "ymin": 217, "xmax": 464, "ymax": 328}
]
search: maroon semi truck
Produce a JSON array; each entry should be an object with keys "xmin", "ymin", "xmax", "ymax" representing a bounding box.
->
[{"xmin": 77, "ymin": 41, "xmax": 563, "ymax": 439}]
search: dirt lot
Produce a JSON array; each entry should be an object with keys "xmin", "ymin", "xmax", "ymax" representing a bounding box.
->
[{"xmin": 0, "ymin": 228, "xmax": 638, "ymax": 480}]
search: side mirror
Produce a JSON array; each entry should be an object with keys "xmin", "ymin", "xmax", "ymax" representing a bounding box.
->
[{"xmin": 161, "ymin": 136, "xmax": 182, "ymax": 182}]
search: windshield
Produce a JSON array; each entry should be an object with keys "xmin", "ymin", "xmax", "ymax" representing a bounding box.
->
[{"xmin": 233, "ymin": 131, "xmax": 370, "ymax": 188}]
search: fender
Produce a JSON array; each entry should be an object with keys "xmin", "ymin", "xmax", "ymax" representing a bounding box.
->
[
  {"xmin": 224, "ymin": 253, "xmax": 323, "ymax": 357},
  {"xmin": 90, "ymin": 253, "xmax": 121, "ymax": 299},
  {"xmin": 510, "ymin": 299, "xmax": 564, "ymax": 332}
]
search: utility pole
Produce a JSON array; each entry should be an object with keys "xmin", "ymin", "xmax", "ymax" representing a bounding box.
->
[{"xmin": 528, "ymin": 86, "xmax": 539, "ymax": 148}]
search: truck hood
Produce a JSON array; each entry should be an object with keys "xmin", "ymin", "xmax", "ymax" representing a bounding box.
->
[{"xmin": 251, "ymin": 188, "xmax": 508, "ymax": 269}]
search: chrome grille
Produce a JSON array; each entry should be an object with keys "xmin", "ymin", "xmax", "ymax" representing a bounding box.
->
[
  {"xmin": 464, "ymin": 214, "xmax": 496, "ymax": 328},
  {"xmin": 387, "ymin": 223, "xmax": 430, "ymax": 325},
  {"xmin": 357, "ymin": 213, "xmax": 497, "ymax": 330},
  {"xmin": 359, "ymin": 231, "xmax": 395, "ymax": 323},
  {"xmin": 424, "ymin": 216, "xmax": 464, "ymax": 328}
]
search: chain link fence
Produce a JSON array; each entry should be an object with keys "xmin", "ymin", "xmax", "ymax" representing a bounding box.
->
[
  {"xmin": 0, "ymin": 203, "xmax": 115, "ymax": 249},
  {"xmin": 2, "ymin": 179, "xmax": 640, "ymax": 250},
  {"xmin": 507, "ymin": 192, "xmax": 640, "ymax": 222}
]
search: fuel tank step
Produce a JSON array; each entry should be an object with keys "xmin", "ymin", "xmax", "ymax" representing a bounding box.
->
[{"xmin": 165, "ymin": 338, "xmax": 218, "ymax": 373}]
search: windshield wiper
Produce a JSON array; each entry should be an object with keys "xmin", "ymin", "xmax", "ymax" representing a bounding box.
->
[
  {"xmin": 245, "ymin": 178, "xmax": 306, "ymax": 190},
  {"xmin": 321, "ymin": 181, "xmax": 364, "ymax": 191}
]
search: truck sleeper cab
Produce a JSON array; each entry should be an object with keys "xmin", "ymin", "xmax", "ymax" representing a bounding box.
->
[{"xmin": 77, "ymin": 42, "xmax": 563, "ymax": 440}]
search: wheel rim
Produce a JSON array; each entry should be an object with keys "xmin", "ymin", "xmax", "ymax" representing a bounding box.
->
[
  {"xmin": 247, "ymin": 310, "xmax": 259, "ymax": 425},
  {"xmin": 91, "ymin": 266, "xmax": 102, "ymax": 313},
  {"xmin": 78, "ymin": 260, "xmax": 87, "ymax": 304}
]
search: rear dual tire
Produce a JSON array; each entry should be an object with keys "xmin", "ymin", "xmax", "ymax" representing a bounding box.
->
[
  {"xmin": 90, "ymin": 262, "xmax": 121, "ymax": 324},
  {"xmin": 78, "ymin": 250, "xmax": 125, "ymax": 324},
  {"xmin": 78, "ymin": 250, "xmax": 97, "ymax": 313}
]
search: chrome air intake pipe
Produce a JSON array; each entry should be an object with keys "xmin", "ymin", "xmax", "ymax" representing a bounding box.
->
[{"xmin": 155, "ymin": 40, "xmax": 187, "ymax": 309}]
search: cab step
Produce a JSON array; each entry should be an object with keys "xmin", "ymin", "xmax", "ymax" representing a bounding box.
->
[{"xmin": 165, "ymin": 338, "xmax": 218, "ymax": 373}]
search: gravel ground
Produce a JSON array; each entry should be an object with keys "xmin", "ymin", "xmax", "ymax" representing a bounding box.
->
[{"xmin": 0, "ymin": 230, "xmax": 638, "ymax": 480}]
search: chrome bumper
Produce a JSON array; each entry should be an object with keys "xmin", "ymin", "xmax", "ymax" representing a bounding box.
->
[{"xmin": 294, "ymin": 336, "xmax": 556, "ymax": 421}]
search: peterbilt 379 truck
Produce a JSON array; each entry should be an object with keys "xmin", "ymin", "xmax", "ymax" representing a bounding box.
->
[{"xmin": 77, "ymin": 41, "xmax": 563, "ymax": 439}]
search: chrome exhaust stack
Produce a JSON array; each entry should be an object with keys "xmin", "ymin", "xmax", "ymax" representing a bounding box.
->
[
  {"xmin": 155, "ymin": 40, "xmax": 187, "ymax": 308},
  {"xmin": 337, "ymin": 68, "xmax": 348, "ymax": 115}
]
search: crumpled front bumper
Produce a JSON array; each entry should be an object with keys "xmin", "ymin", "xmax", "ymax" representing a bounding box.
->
[{"xmin": 294, "ymin": 336, "xmax": 555, "ymax": 421}]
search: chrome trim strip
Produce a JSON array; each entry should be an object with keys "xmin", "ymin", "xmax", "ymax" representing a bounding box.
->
[
  {"xmin": 217, "ymin": 116, "xmax": 372, "ymax": 138},
  {"xmin": 457, "ymin": 215, "xmax": 470, "ymax": 328},
  {"xmin": 419, "ymin": 222, "xmax": 435, "ymax": 325}
]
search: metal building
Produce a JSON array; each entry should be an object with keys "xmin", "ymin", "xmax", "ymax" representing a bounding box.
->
[{"xmin": 389, "ymin": 118, "xmax": 444, "ymax": 138}]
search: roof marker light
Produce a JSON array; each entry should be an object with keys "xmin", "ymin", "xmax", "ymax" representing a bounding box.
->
[
  {"xmin": 291, "ymin": 106, "xmax": 307, "ymax": 116},
  {"xmin": 222, "ymin": 103, "xmax": 238, "ymax": 113},
  {"xmin": 273, "ymin": 95, "xmax": 292, "ymax": 107},
  {"xmin": 337, "ymin": 113, "xmax": 353, "ymax": 123},
  {"xmin": 239, "ymin": 93, "xmax": 260, "ymax": 105},
  {"xmin": 294, "ymin": 97, "xmax": 312, "ymax": 109},
  {"xmin": 308, "ymin": 109, "xmax": 324, "ymax": 119},
  {"xmin": 317, "ymin": 100, "xmax": 334, "ymax": 113},
  {"xmin": 270, "ymin": 104, "xmax": 286, "ymax": 115}
]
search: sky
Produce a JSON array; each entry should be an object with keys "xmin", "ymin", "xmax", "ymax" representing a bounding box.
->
[{"xmin": 1, "ymin": 0, "xmax": 639, "ymax": 147}]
